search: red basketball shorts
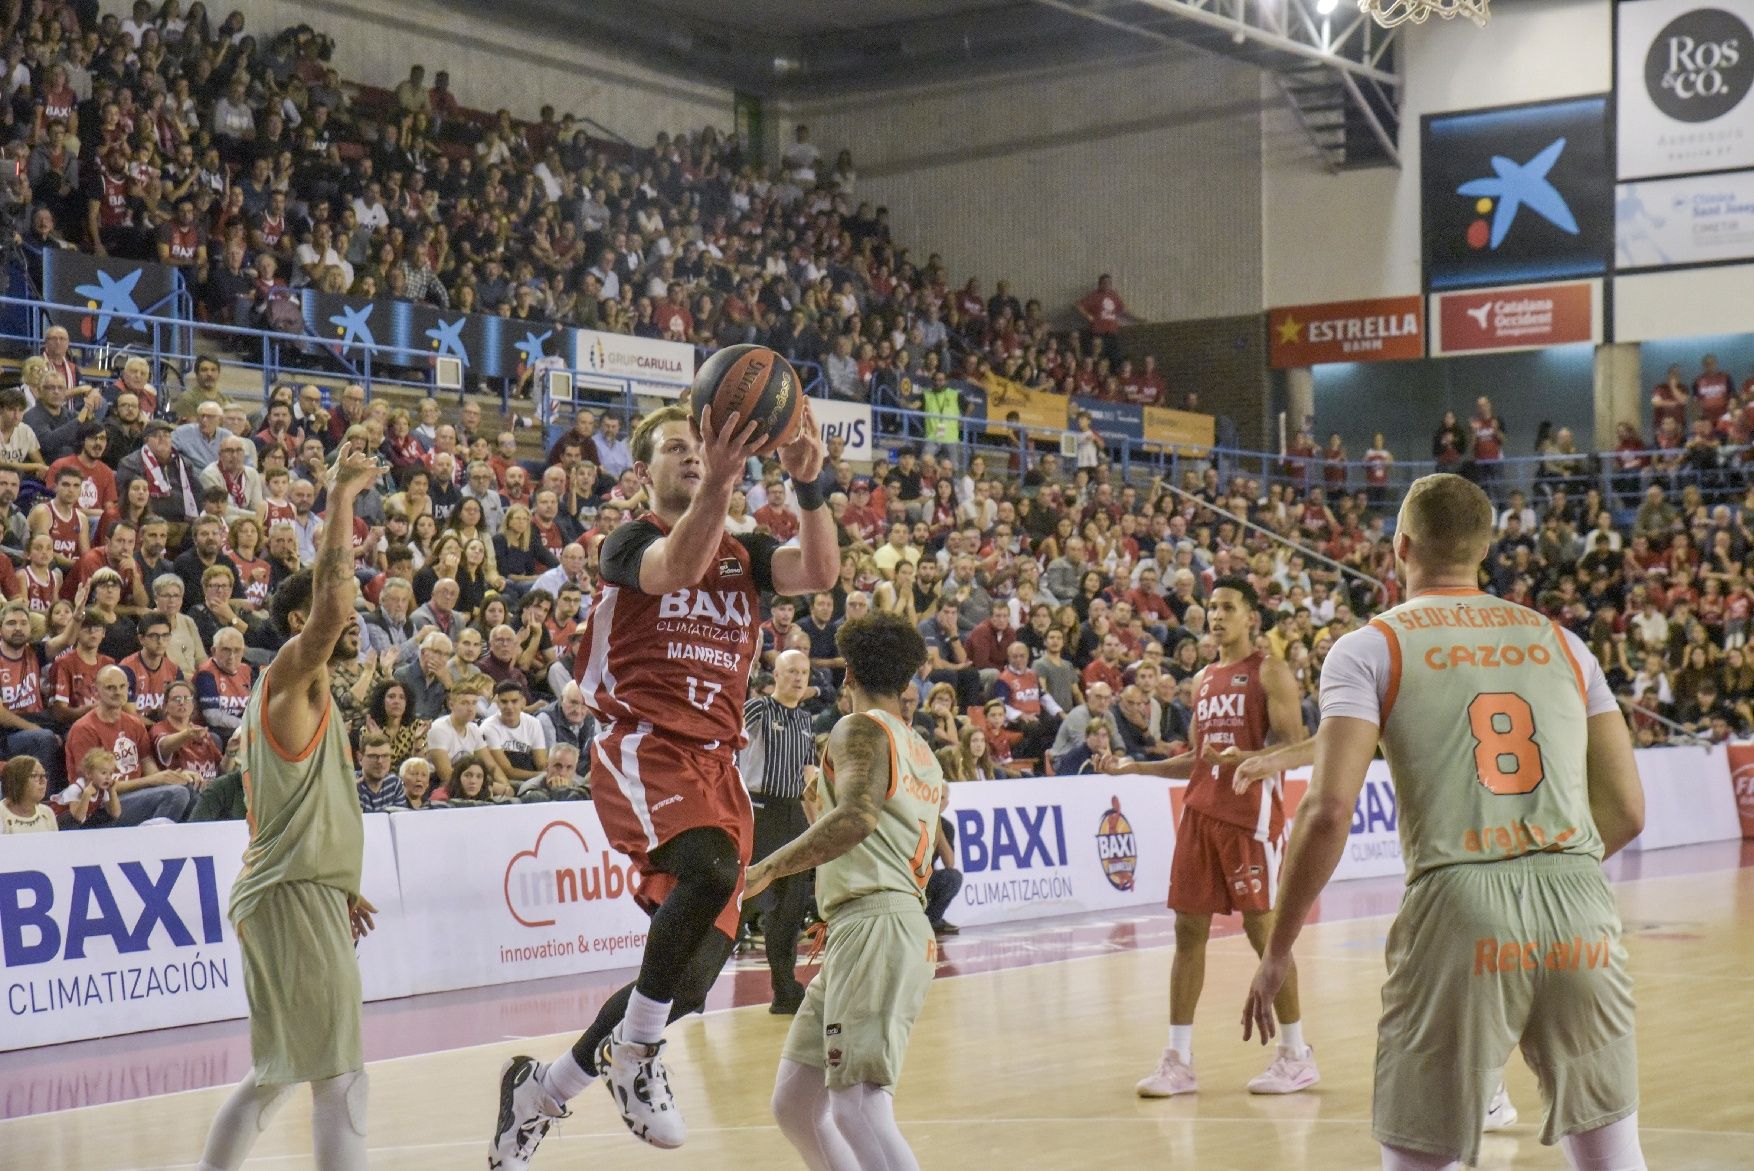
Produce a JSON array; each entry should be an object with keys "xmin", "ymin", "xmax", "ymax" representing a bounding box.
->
[
  {"xmin": 1167, "ymin": 805, "xmax": 1283, "ymax": 916},
  {"xmin": 589, "ymin": 722, "xmax": 754, "ymax": 939}
]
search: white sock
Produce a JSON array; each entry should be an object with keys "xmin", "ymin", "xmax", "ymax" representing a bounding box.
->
[
  {"xmin": 621, "ymin": 989, "xmax": 672, "ymax": 1046},
  {"xmin": 1168, "ymin": 1024, "xmax": 1193, "ymax": 1060},
  {"xmin": 541, "ymin": 1050, "xmax": 593, "ymax": 1104},
  {"xmin": 1280, "ymin": 1020, "xmax": 1306, "ymax": 1056}
]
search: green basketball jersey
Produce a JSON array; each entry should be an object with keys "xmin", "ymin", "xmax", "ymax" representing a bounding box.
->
[
  {"xmin": 816, "ymin": 709, "xmax": 947, "ymax": 919},
  {"xmin": 1372, "ymin": 589, "xmax": 1602, "ymax": 882},
  {"xmin": 229, "ymin": 674, "xmax": 364, "ymax": 924}
]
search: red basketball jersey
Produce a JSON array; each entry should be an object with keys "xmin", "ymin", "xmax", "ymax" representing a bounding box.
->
[
  {"xmin": 51, "ymin": 649, "xmax": 115, "ymax": 710},
  {"xmin": 23, "ymin": 566, "xmax": 57, "ymax": 613},
  {"xmin": 121, "ymin": 651, "xmax": 181, "ymax": 718},
  {"xmin": 579, "ymin": 515, "xmax": 776, "ymax": 752},
  {"xmin": 0, "ymin": 646, "xmax": 44, "ymax": 714},
  {"xmin": 152, "ymin": 718, "xmax": 223, "ymax": 782},
  {"xmin": 1187, "ymin": 651, "xmax": 1283, "ymax": 840},
  {"xmin": 196, "ymin": 659, "xmax": 252, "ymax": 725},
  {"xmin": 44, "ymin": 502, "xmax": 83, "ymax": 563}
]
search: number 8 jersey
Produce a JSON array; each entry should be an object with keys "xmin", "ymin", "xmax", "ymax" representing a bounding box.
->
[
  {"xmin": 1319, "ymin": 588, "xmax": 1617, "ymax": 883},
  {"xmin": 581, "ymin": 514, "xmax": 781, "ymax": 753}
]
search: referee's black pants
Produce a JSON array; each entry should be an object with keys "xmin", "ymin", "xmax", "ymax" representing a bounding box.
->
[{"xmin": 750, "ymin": 794, "xmax": 811, "ymax": 996}]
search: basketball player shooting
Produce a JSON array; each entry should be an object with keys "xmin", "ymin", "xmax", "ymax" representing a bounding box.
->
[
  {"xmin": 1242, "ymin": 474, "xmax": 1647, "ymax": 1171},
  {"xmin": 196, "ymin": 441, "xmax": 383, "ymax": 1171},
  {"xmin": 491, "ymin": 401, "xmax": 836, "ymax": 1168},
  {"xmin": 744, "ymin": 611, "xmax": 947, "ymax": 1171},
  {"xmin": 1125, "ymin": 576, "xmax": 1317, "ymax": 1097}
]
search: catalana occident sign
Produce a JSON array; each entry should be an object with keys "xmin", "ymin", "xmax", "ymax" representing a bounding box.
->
[
  {"xmin": 1617, "ymin": 0, "xmax": 1754, "ymax": 180},
  {"xmin": 1268, "ymin": 296, "xmax": 1425, "ymax": 367},
  {"xmin": 1429, "ymin": 279, "xmax": 1601, "ymax": 355}
]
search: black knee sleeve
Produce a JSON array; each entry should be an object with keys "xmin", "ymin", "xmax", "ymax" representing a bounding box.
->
[
  {"xmin": 652, "ymin": 826, "xmax": 742, "ymax": 907},
  {"xmin": 636, "ymin": 828, "xmax": 742, "ymax": 1003}
]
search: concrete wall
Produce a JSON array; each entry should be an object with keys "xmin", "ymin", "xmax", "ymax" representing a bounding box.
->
[
  {"xmin": 1262, "ymin": 0, "xmax": 1614, "ymax": 308},
  {"xmin": 786, "ymin": 51, "xmax": 1266, "ymax": 325},
  {"xmin": 114, "ymin": 0, "xmax": 732, "ymax": 146}
]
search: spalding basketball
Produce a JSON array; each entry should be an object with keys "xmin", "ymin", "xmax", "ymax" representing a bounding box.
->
[{"xmin": 688, "ymin": 344, "xmax": 806, "ymax": 456}]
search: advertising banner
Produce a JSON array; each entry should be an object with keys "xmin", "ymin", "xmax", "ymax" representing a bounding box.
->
[
  {"xmin": 0, "ymin": 815, "xmax": 408, "ymax": 1052},
  {"xmin": 810, "ymin": 397, "xmax": 874, "ymax": 461},
  {"xmin": 1142, "ymin": 407, "xmax": 1217, "ymax": 453},
  {"xmin": 573, "ymin": 329, "xmax": 695, "ymax": 397},
  {"xmin": 1720, "ymin": 742, "xmax": 1754, "ymax": 840},
  {"xmin": 1616, "ymin": 0, "xmax": 1754, "ymax": 180},
  {"xmin": 1268, "ymin": 296, "xmax": 1425, "ymax": 367},
  {"xmin": 1429, "ymin": 280, "xmax": 1600, "ymax": 355},
  {"xmin": 1422, "ymin": 96, "xmax": 1614, "ymax": 290},
  {"xmin": 388, "ymin": 802, "xmax": 653, "ymax": 997},
  {"xmin": 1616, "ymin": 170, "xmax": 1754, "ymax": 269},
  {"xmin": 980, "ymin": 374, "xmax": 1068, "ymax": 434},
  {"xmin": 1072, "ymin": 396, "xmax": 1144, "ymax": 442},
  {"xmin": 43, "ymin": 250, "xmax": 183, "ymax": 350},
  {"xmin": 944, "ymin": 776, "xmax": 1176, "ymax": 928},
  {"xmin": 301, "ymin": 293, "xmax": 567, "ymax": 380}
]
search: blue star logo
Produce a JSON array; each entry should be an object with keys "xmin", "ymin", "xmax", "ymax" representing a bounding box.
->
[
  {"xmin": 72, "ymin": 268, "xmax": 146, "ymax": 341},
  {"xmin": 514, "ymin": 328, "xmax": 553, "ymax": 367},
  {"xmin": 1456, "ymin": 137, "xmax": 1579, "ymax": 250},
  {"xmin": 424, "ymin": 316, "xmax": 469, "ymax": 364},
  {"xmin": 328, "ymin": 303, "xmax": 376, "ymax": 349}
]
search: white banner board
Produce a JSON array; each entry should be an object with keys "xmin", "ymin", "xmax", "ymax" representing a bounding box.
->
[
  {"xmin": 1617, "ymin": 0, "xmax": 1754, "ymax": 180},
  {"xmin": 809, "ymin": 398, "xmax": 874, "ymax": 462},
  {"xmin": 0, "ymin": 815, "xmax": 408, "ymax": 1052},
  {"xmin": 388, "ymin": 802, "xmax": 653, "ymax": 997},
  {"xmin": 1616, "ymin": 170, "xmax": 1754, "ymax": 269},
  {"xmin": 572, "ymin": 330, "xmax": 695, "ymax": 398}
]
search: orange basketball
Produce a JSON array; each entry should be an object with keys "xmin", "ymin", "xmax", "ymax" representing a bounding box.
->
[{"xmin": 688, "ymin": 344, "xmax": 806, "ymax": 456}]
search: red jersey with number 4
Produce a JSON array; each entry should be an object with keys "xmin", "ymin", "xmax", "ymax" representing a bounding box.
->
[
  {"xmin": 1188, "ymin": 651, "xmax": 1282, "ymax": 840},
  {"xmin": 579, "ymin": 514, "xmax": 777, "ymax": 753}
]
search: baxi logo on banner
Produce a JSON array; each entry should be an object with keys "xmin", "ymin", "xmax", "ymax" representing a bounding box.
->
[
  {"xmin": 1423, "ymin": 96, "xmax": 1613, "ymax": 290},
  {"xmin": 1618, "ymin": 0, "xmax": 1754, "ymax": 179},
  {"xmin": 1616, "ymin": 170, "xmax": 1754, "ymax": 268},
  {"xmin": 1095, "ymin": 798, "xmax": 1138, "ymax": 891},
  {"xmin": 43, "ymin": 250, "xmax": 182, "ymax": 348},
  {"xmin": 1429, "ymin": 280, "xmax": 1601, "ymax": 355},
  {"xmin": 1269, "ymin": 296, "xmax": 1425, "ymax": 366}
]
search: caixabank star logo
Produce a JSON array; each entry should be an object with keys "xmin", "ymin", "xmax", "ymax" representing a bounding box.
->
[{"xmin": 1422, "ymin": 96, "xmax": 1613, "ymax": 291}]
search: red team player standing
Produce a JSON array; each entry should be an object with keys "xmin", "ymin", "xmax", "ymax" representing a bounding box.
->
[{"xmin": 490, "ymin": 401, "xmax": 836, "ymax": 1169}]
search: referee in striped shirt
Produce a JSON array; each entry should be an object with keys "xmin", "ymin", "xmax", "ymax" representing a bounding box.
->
[{"xmin": 741, "ymin": 648, "xmax": 820, "ymax": 1014}]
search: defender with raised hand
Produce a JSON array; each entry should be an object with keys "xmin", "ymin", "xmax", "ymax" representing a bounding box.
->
[
  {"xmin": 746, "ymin": 611, "xmax": 946, "ymax": 1171},
  {"xmin": 1243, "ymin": 473, "xmax": 1646, "ymax": 1171},
  {"xmin": 196, "ymin": 442, "xmax": 383, "ymax": 1171}
]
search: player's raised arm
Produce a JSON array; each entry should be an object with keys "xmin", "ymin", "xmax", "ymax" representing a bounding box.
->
[
  {"xmin": 744, "ymin": 712, "xmax": 890, "ymax": 899},
  {"xmin": 633, "ymin": 406, "xmax": 762, "ymax": 596},
  {"xmin": 1585, "ymin": 711, "xmax": 1644, "ymax": 859},
  {"xmin": 768, "ymin": 403, "xmax": 839, "ymax": 595},
  {"xmin": 264, "ymin": 441, "xmax": 377, "ymax": 740}
]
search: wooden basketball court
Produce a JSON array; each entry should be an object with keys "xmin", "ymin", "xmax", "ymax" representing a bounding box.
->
[{"xmin": 4, "ymin": 845, "xmax": 1750, "ymax": 1170}]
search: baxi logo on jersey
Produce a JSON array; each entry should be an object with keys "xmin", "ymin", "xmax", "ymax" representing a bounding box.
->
[
  {"xmin": 502, "ymin": 819, "xmax": 640, "ymax": 930},
  {"xmin": 1095, "ymin": 797, "xmax": 1138, "ymax": 891}
]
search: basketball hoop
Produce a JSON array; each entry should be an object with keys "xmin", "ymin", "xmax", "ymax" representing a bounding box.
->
[{"xmin": 1360, "ymin": 0, "xmax": 1490, "ymax": 27}]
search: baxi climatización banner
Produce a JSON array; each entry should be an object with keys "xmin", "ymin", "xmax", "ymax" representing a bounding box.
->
[
  {"xmin": 0, "ymin": 815, "xmax": 408, "ymax": 1051},
  {"xmin": 2, "ymin": 750, "xmax": 1740, "ymax": 1051}
]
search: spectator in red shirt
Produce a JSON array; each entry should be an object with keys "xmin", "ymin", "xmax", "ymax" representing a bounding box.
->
[
  {"xmin": 1138, "ymin": 355, "xmax": 1167, "ymax": 406},
  {"xmin": 754, "ymin": 493, "xmax": 799, "ymax": 542},
  {"xmin": 1322, "ymin": 433, "xmax": 1348, "ymax": 490},
  {"xmin": 1075, "ymin": 273, "xmax": 1133, "ymax": 360},
  {"xmin": 1082, "ymin": 632, "xmax": 1128, "ymax": 694},
  {"xmin": 1694, "ymin": 354, "xmax": 1733, "ymax": 423},
  {"xmin": 1125, "ymin": 566, "xmax": 1174, "ymax": 636},
  {"xmin": 1284, "ymin": 426, "xmax": 1317, "ymax": 486},
  {"xmin": 841, "ymin": 479, "xmax": 885, "ymax": 547},
  {"xmin": 1363, "ymin": 432, "xmax": 1394, "ymax": 509},
  {"xmin": 1652, "ymin": 366, "xmax": 1689, "ymax": 432},
  {"xmin": 1471, "ymin": 395, "xmax": 1506, "ymax": 498},
  {"xmin": 63, "ymin": 664, "xmax": 193, "ymax": 823},
  {"xmin": 48, "ymin": 610, "xmax": 115, "ymax": 728},
  {"xmin": 964, "ymin": 605, "xmax": 1019, "ymax": 673}
]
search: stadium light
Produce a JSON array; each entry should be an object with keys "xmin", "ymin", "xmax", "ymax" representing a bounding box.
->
[{"xmin": 1317, "ymin": 0, "xmax": 1340, "ymax": 12}]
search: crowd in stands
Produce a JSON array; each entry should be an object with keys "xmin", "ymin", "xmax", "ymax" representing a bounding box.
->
[
  {"xmin": 3, "ymin": 0, "xmax": 1187, "ymax": 416},
  {"xmin": 1, "ymin": 3, "xmax": 1751, "ymax": 839}
]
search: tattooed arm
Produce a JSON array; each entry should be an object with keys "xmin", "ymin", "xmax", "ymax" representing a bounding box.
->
[{"xmin": 743, "ymin": 712, "xmax": 890, "ymax": 899}]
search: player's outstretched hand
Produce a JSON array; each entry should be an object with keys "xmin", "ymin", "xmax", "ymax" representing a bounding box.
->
[
  {"xmin": 742, "ymin": 861, "xmax": 774, "ymax": 903},
  {"xmin": 1242, "ymin": 953, "xmax": 1291, "ymax": 1046},
  {"xmin": 348, "ymin": 894, "xmax": 378, "ymax": 941},
  {"xmin": 1233, "ymin": 753, "xmax": 1273, "ymax": 793},
  {"xmin": 695, "ymin": 404, "xmax": 764, "ymax": 489},
  {"xmin": 777, "ymin": 402, "xmax": 824, "ymax": 485},
  {"xmin": 329, "ymin": 440, "xmax": 382, "ymax": 498}
]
